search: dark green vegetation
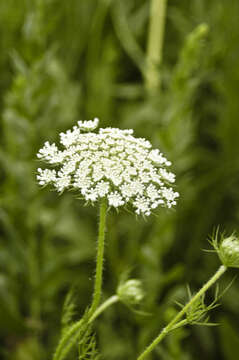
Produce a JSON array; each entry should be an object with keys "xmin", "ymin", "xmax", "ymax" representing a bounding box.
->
[{"xmin": 0, "ymin": 0, "xmax": 239, "ymax": 359}]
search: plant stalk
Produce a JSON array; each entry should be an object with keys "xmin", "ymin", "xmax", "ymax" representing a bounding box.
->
[
  {"xmin": 145, "ymin": 0, "xmax": 167, "ymax": 94},
  {"xmin": 137, "ymin": 265, "xmax": 227, "ymax": 360},
  {"xmin": 53, "ymin": 294, "xmax": 117, "ymax": 360},
  {"xmin": 89, "ymin": 295, "xmax": 119, "ymax": 323},
  {"xmin": 89, "ymin": 199, "xmax": 107, "ymax": 316}
]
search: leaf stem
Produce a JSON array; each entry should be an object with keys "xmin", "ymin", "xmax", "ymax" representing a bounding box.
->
[
  {"xmin": 89, "ymin": 295, "xmax": 119, "ymax": 323},
  {"xmin": 137, "ymin": 265, "xmax": 227, "ymax": 360},
  {"xmin": 89, "ymin": 199, "xmax": 108, "ymax": 316},
  {"xmin": 145, "ymin": 0, "xmax": 167, "ymax": 94}
]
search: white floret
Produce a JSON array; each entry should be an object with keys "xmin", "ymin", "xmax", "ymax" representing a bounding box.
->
[
  {"xmin": 108, "ymin": 192, "xmax": 124, "ymax": 208},
  {"xmin": 96, "ymin": 181, "xmax": 110, "ymax": 197},
  {"xmin": 139, "ymin": 170, "xmax": 151, "ymax": 184},
  {"xmin": 73, "ymin": 175, "xmax": 92, "ymax": 191},
  {"xmin": 84, "ymin": 188, "xmax": 98, "ymax": 202},
  {"xmin": 92, "ymin": 164, "xmax": 104, "ymax": 181},
  {"xmin": 78, "ymin": 118, "xmax": 99, "ymax": 131},
  {"xmin": 148, "ymin": 149, "xmax": 169, "ymax": 165},
  {"xmin": 60, "ymin": 126, "xmax": 80, "ymax": 148},
  {"xmin": 37, "ymin": 142, "xmax": 59, "ymax": 162},
  {"xmin": 146, "ymin": 184, "xmax": 159, "ymax": 201},
  {"xmin": 61, "ymin": 160, "xmax": 77, "ymax": 175},
  {"xmin": 120, "ymin": 182, "xmax": 136, "ymax": 199},
  {"xmin": 160, "ymin": 168, "xmax": 176, "ymax": 183},
  {"xmin": 37, "ymin": 168, "xmax": 56, "ymax": 185},
  {"xmin": 133, "ymin": 196, "xmax": 151, "ymax": 216},
  {"xmin": 54, "ymin": 173, "xmax": 71, "ymax": 192},
  {"xmin": 130, "ymin": 180, "xmax": 145, "ymax": 196},
  {"xmin": 161, "ymin": 188, "xmax": 179, "ymax": 207}
]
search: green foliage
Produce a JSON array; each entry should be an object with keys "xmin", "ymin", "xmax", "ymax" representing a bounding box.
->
[
  {"xmin": 78, "ymin": 326, "xmax": 100, "ymax": 360},
  {"xmin": 54, "ymin": 306, "xmax": 100, "ymax": 360},
  {"xmin": 61, "ymin": 288, "xmax": 77, "ymax": 333},
  {"xmin": 0, "ymin": 0, "xmax": 239, "ymax": 359}
]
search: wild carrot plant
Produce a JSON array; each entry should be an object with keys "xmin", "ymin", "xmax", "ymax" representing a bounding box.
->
[
  {"xmin": 36, "ymin": 119, "xmax": 239, "ymax": 359},
  {"xmin": 36, "ymin": 118, "xmax": 179, "ymax": 359},
  {"xmin": 1, "ymin": 0, "xmax": 239, "ymax": 359}
]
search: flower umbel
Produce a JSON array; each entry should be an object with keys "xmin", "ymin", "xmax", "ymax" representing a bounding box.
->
[{"xmin": 36, "ymin": 119, "xmax": 179, "ymax": 216}]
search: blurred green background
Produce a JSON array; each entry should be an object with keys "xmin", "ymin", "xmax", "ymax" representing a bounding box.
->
[{"xmin": 0, "ymin": 0, "xmax": 239, "ymax": 359}]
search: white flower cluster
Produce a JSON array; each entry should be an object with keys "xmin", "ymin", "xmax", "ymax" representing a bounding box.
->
[{"xmin": 36, "ymin": 118, "xmax": 179, "ymax": 216}]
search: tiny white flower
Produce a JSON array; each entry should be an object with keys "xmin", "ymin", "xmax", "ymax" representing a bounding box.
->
[
  {"xmin": 92, "ymin": 164, "xmax": 104, "ymax": 182},
  {"xmin": 130, "ymin": 180, "xmax": 145, "ymax": 196},
  {"xmin": 84, "ymin": 188, "xmax": 98, "ymax": 202},
  {"xmin": 73, "ymin": 171, "xmax": 92, "ymax": 189},
  {"xmin": 146, "ymin": 184, "xmax": 159, "ymax": 201},
  {"xmin": 161, "ymin": 187, "xmax": 179, "ymax": 208},
  {"xmin": 60, "ymin": 126, "xmax": 80, "ymax": 148},
  {"xmin": 139, "ymin": 170, "xmax": 151, "ymax": 184},
  {"xmin": 108, "ymin": 192, "xmax": 124, "ymax": 208},
  {"xmin": 96, "ymin": 181, "xmax": 110, "ymax": 197},
  {"xmin": 120, "ymin": 182, "xmax": 135, "ymax": 199},
  {"xmin": 151, "ymin": 199, "xmax": 164, "ymax": 209},
  {"xmin": 37, "ymin": 168, "xmax": 56, "ymax": 185},
  {"xmin": 78, "ymin": 118, "xmax": 99, "ymax": 131},
  {"xmin": 160, "ymin": 168, "xmax": 176, "ymax": 183},
  {"xmin": 133, "ymin": 196, "xmax": 151, "ymax": 216},
  {"xmin": 61, "ymin": 161, "xmax": 77, "ymax": 175},
  {"xmin": 37, "ymin": 142, "xmax": 59, "ymax": 162},
  {"xmin": 148, "ymin": 149, "xmax": 167, "ymax": 165},
  {"xmin": 161, "ymin": 187, "xmax": 179, "ymax": 201},
  {"xmin": 110, "ymin": 174, "xmax": 123, "ymax": 186},
  {"xmin": 54, "ymin": 173, "xmax": 71, "ymax": 192}
]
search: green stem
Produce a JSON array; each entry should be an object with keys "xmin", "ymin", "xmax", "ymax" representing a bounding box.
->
[
  {"xmin": 53, "ymin": 200, "xmax": 108, "ymax": 360},
  {"xmin": 89, "ymin": 295, "xmax": 119, "ymax": 323},
  {"xmin": 89, "ymin": 199, "xmax": 108, "ymax": 316},
  {"xmin": 53, "ymin": 295, "xmax": 117, "ymax": 360},
  {"xmin": 137, "ymin": 265, "xmax": 227, "ymax": 360},
  {"xmin": 53, "ymin": 319, "xmax": 84, "ymax": 360},
  {"xmin": 145, "ymin": 0, "xmax": 167, "ymax": 94}
]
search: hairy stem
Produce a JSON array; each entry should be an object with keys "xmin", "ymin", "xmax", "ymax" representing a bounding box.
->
[
  {"xmin": 53, "ymin": 200, "xmax": 107, "ymax": 360},
  {"xmin": 145, "ymin": 0, "xmax": 167, "ymax": 94},
  {"xmin": 53, "ymin": 294, "xmax": 117, "ymax": 360},
  {"xmin": 53, "ymin": 319, "xmax": 84, "ymax": 360},
  {"xmin": 89, "ymin": 199, "xmax": 107, "ymax": 316},
  {"xmin": 89, "ymin": 295, "xmax": 119, "ymax": 323},
  {"xmin": 137, "ymin": 265, "xmax": 227, "ymax": 360}
]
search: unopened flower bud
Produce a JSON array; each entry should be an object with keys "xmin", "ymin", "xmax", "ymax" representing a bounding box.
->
[
  {"xmin": 117, "ymin": 279, "xmax": 144, "ymax": 306},
  {"xmin": 219, "ymin": 235, "xmax": 239, "ymax": 268}
]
